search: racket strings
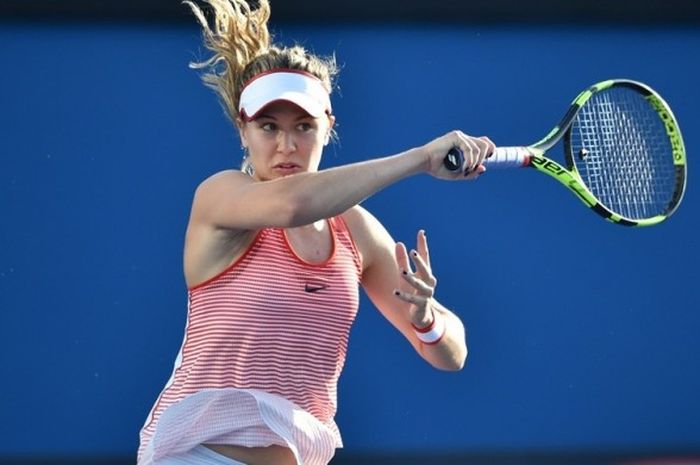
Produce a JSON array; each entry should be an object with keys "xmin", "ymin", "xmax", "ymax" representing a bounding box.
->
[{"xmin": 570, "ymin": 87, "xmax": 676, "ymax": 220}]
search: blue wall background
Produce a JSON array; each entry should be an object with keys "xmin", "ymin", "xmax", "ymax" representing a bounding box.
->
[{"xmin": 1, "ymin": 22, "xmax": 698, "ymax": 458}]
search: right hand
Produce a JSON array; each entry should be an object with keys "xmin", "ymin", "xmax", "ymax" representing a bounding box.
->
[{"xmin": 421, "ymin": 130, "xmax": 495, "ymax": 180}]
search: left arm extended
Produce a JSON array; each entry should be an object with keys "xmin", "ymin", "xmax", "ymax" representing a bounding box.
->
[{"xmin": 344, "ymin": 206, "xmax": 467, "ymax": 371}]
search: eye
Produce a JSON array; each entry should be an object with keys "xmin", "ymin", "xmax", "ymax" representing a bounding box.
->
[
  {"xmin": 259, "ymin": 122, "xmax": 277, "ymax": 131},
  {"xmin": 297, "ymin": 122, "xmax": 314, "ymax": 132}
]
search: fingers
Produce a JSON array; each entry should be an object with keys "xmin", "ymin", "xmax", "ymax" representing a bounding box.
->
[
  {"xmin": 463, "ymin": 164, "xmax": 486, "ymax": 180},
  {"xmin": 394, "ymin": 232, "xmax": 439, "ymax": 326},
  {"xmin": 457, "ymin": 134, "xmax": 479, "ymax": 173},
  {"xmin": 394, "ymin": 288, "xmax": 431, "ymax": 307},
  {"xmin": 479, "ymin": 136, "xmax": 496, "ymax": 159},
  {"xmin": 400, "ymin": 269, "xmax": 434, "ymax": 296},
  {"xmin": 408, "ymin": 250, "xmax": 437, "ymax": 288},
  {"xmin": 454, "ymin": 132, "xmax": 496, "ymax": 177},
  {"xmin": 416, "ymin": 229, "xmax": 430, "ymax": 270},
  {"xmin": 394, "ymin": 241, "xmax": 411, "ymax": 272},
  {"xmin": 397, "ymin": 231, "xmax": 435, "ymax": 282},
  {"xmin": 410, "ymin": 247, "xmax": 432, "ymax": 278},
  {"xmin": 424, "ymin": 130, "xmax": 496, "ymax": 181},
  {"xmin": 395, "ymin": 231, "xmax": 437, "ymax": 298}
]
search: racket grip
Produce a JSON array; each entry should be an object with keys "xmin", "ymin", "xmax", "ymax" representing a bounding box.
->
[
  {"xmin": 443, "ymin": 146, "xmax": 531, "ymax": 171},
  {"xmin": 443, "ymin": 147, "xmax": 464, "ymax": 171}
]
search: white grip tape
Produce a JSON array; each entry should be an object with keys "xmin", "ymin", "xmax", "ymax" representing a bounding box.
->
[{"xmin": 484, "ymin": 146, "xmax": 530, "ymax": 169}]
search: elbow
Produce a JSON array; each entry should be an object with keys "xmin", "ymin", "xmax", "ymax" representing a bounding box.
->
[
  {"xmin": 457, "ymin": 350, "xmax": 468, "ymax": 370},
  {"xmin": 449, "ymin": 350, "xmax": 468, "ymax": 372},
  {"xmin": 458, "ymin": 345, "xmax": 468, "ymax": 370},
  {"xmin": 441, "ymin": 346, "xmax": 468, "ymax": 372}
]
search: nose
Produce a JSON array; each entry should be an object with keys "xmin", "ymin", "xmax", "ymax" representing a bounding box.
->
[{"xmin": 276, "ymin": 130, "xmax": 296, "ymax": 154}]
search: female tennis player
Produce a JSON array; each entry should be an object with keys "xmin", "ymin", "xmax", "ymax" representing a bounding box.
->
[{"xmin": 137, "ymin": 1, "xmax": 493, "ymax": 464}]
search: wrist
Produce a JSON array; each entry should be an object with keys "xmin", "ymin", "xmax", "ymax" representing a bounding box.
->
[
  {"xmin": 412, "ymin": 310, "xmax": 434, "ymax": 329},
  {"xmin": 411, "ymin": 310, "xmax": 446, "ymax": 345},
  {"xmin": 399, "ymin": 146, "xmax": 431, "ymax": 175}
]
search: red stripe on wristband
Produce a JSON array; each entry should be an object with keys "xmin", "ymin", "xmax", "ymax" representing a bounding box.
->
[{"xmin": 411, "ymin": 314, "xmax": 436, "ymax": 333}]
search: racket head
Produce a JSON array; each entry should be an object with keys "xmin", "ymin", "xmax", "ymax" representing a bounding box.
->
[{"xmin": 561, "ymin": 80, "xmax": 687, "ymax": 226}]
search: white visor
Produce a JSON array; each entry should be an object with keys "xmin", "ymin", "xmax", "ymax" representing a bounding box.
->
[{"xmin": 238, "ymin": 70, "xmax": 332, "ymax": 121}]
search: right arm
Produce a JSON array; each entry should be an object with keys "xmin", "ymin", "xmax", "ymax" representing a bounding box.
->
[{"xmin": 191, "ymin": 131, "xmax": 494, "ymax": 231}]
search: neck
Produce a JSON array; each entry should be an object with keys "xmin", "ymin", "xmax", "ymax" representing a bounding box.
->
[{"xmin": 289, "ymin": 219, "xmax": 326, "ymax": 233}]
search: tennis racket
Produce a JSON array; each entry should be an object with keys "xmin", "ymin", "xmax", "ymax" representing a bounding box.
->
[{"xmin": 444, "ymin": 79, "xmax": 687, "ymax": 226}]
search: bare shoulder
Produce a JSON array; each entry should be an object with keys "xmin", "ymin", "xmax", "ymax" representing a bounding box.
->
[
  {"xmin": 340, "ymin": 205, "xmax": 395, "ymax": 272},
  {"xmin": 193, "ymin": 170, "xmax": 250, "ymax": 207},
  {"xmin": 184, "ymin": 170, "xmax": 256, "ymax": 287},
  {"xmin": 341, "ymin": 205, "xmax": 380, "ymax": 234},
  {"xmin": 189, "ymin": 169, "xmax": 253, "ymax": 226}
]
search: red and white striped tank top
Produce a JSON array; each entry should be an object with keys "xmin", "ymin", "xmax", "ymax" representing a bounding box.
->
[{"xmin": 138, "ymin": 216, "xmax": 362, "ymax": 465}]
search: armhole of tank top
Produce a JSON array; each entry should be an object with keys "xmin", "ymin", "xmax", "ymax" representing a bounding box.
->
[
  {"xmin": 333, "ymin": 215, "xmax": 364, "ymax": 278},
  {"xmin": 188, "ymin": 229, "xmax": 265, "ymax": 292}
]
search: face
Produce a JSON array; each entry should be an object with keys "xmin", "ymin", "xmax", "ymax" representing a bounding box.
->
[{"xmin": 238, "ymin": 101, "xmax": 335, "ymax": 181}]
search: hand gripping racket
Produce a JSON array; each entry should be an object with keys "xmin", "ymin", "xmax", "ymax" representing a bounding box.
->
[{"xmin": 444, "ymin": 79, "xmax": 687, "ymax": 226}]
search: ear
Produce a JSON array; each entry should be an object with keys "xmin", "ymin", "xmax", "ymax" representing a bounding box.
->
[
  {"xmin": 236, "ymin": 117, "xmax": 249, "ymax": 148},
  {"xmin": 324, "ymin": 114, "xmax": 336, "ymax": 146}
]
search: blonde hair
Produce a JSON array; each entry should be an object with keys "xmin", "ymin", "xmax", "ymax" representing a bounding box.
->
[{"xmin": 185, "ymin": 0, "xmax": 338, "ymax": 174}]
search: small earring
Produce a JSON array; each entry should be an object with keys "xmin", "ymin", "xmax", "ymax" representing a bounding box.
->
[{"xmin": 241, "ymin": 146, "xmax": 254, "ymax": 176}]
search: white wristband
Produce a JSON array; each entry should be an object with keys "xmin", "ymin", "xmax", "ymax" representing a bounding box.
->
[{"xmin": 412, "ymin": 311, "xmax": 446, "ymax": 345}]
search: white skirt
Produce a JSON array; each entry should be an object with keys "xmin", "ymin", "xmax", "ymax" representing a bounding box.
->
[
  {"xmin": 153, "ymin": 445, "xmax": 246, "ymax": 465},
  {"xmin": 138, "ymin": 388, "xmax": 340, "ymax": 465}
]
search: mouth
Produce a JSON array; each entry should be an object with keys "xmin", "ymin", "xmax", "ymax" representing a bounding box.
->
[{"xmin": 273, "ymin": 163, "xmax": 301, "ymax": 173}]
